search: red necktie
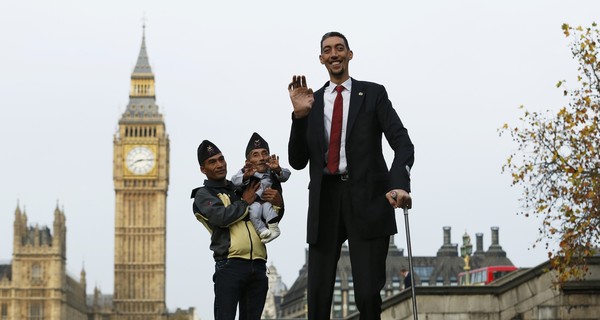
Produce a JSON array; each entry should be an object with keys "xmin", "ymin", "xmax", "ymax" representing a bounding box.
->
[{"xmin": 327, "ymin": 85, "xmax": 344, "ymax": 174}]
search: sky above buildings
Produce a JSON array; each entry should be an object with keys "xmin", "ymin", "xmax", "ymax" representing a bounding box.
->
[{"xmin": 1, "ymin": 1, "xmax": 598, "ymax": 319}]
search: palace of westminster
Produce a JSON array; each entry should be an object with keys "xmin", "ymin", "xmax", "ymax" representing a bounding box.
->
[{"xmin": 1, "ymin": 28, "xmax": 599, "ymax": 320}]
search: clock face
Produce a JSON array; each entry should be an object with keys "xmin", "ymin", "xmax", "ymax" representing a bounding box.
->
[{"xmin": 125, "ymin": 146, "xmax": 156, "ymax": 175}]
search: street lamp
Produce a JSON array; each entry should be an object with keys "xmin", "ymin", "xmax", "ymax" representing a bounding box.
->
[{"xmin": 460, "ymin": 231, "xmax": 473, "ymax": 285}]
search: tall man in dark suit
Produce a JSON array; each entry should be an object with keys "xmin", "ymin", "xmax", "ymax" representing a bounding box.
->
[{"xmin": 287, "ymin": 31, "xmax": 415, "ymax": 320}]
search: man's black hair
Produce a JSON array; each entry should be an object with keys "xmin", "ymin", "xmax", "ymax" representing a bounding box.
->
[{"xmin": 320, "ymin": 31, "xmax": 350, "ymax": 52}]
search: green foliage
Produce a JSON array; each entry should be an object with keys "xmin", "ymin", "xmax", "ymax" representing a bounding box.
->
[{"xmin": 500, "ymin": 23, "xmax": 600, "ymax": 283}]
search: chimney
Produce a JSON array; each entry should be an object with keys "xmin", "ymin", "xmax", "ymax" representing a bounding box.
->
[
  {"xmin": 388, "ymin": 234, "xmax": 404, "ymax": 257},
  {"xmin": 437, "ymin": 226, "xmax": 458, "ymax": 257},
  {"xmin": 474, "ymin": 233, "xmax": 485, "ymax": 257},
  {"xmin": 486, "ymin": 226, "xmax": 506, "ymax": 257},
  {"xmin": 443, "ymin": 226, "xmax": 451, "ymax": 245},
  {"xmin": 305, "ymin": 248, "xmax": 309, "ymax": 265},
  {"xmin": 491, "ymin": 227, "xmax": 499, "ymax": 245}
]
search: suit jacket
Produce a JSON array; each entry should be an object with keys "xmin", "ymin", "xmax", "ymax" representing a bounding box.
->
[
  {"xmin": 404, "ymin": 272, "xmax": 412, "ymax": 289},
  {"xmin": 288, "ymin": 78, "xmax": 414, "ymax": 244}
]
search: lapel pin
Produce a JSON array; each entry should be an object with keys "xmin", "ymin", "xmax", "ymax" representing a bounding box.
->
[{"xmin": 358, "ymin": 92, "xmax": 364, "ymax": 96}]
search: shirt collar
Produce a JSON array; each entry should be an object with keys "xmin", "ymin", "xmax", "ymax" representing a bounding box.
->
[{"xmin": 327, "ymin": 78, "xmax": 352, "ymax": 93}]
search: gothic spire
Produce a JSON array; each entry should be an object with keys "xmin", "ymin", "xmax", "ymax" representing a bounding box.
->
[
  {"xmin": 14, "ymin": 201, "xmax": 21, "ymax": 216},
  {"xmin": 133, "ymin": 24, "xmax": 153, "ymax": 75},
  {"xmin": 121, "ymin": 24, "xmax": 161, "ymax": 122}
]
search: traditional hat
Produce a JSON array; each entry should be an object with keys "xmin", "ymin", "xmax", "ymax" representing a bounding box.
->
[
  {"xmin": 197, "ymin": 140, "xmax": 221, "ymax": 165},
  {"xmin": 245, "ymin": 132, "xmax": 269, "ymax": 156}
]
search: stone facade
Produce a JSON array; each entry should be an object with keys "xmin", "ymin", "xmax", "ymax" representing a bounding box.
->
[
  {"xmin": 364, "ymin": 257, "xmax": 600, "ymax": 320},
  {"xmin": 0, "ymin": 205, "xmax": 88, "ymax": 320},
  {"xmin": 0, "ymin": 205, "xmax": 195, "ymax": 320}
]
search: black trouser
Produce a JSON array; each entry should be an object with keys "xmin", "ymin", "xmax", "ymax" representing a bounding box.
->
[
  {"xmin": 307, "ymin": 175, "xmax": 389, "ymax": 320},
  {"xmin": 213, "ymin": 258, "xmax": 268, "ymax": 320}
]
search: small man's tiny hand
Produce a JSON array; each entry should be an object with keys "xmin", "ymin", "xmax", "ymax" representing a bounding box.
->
[
  {"xmin": 268, "ymin": 154, "xmax": 281, "ymax": 173},
  {"xmin": 288, "ymin": 75, "xmax": 314, "ymax": 119},
  {"xmin": 386, "ymin": 189, "xmax": 412, "ymax": 209},
  {"xmin": 243, "ymin": 160, "xmax": 257, "ymax": 180}
]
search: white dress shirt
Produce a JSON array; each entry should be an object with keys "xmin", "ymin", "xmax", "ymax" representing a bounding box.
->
[{"xmin": 323, "ymin": 78, "xmax": 352, "ymax": 174}]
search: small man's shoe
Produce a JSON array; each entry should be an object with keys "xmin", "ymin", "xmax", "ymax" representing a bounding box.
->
[
  {"xmin": 259, "ymin": 229, "xmax": 271, "ymax": 239},
  {"xmin": 261, "ymin": 222, "xmax": 280, "ymax": 243}
]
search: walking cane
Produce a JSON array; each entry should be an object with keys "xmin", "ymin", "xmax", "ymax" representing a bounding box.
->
[
  {"xmin": 403, "ymin": 206, "xmax": 418, "ymax": 320},
  {"xmin": 391, "ymin": 191, "xmax": 419, "ymax": 320}
]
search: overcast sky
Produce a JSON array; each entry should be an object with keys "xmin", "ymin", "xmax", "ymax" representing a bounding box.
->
[{"xmin": 1, "ymin": 1, "xmax": 598, "ymax": 319}]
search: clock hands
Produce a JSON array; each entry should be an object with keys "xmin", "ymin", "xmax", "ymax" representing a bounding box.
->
[{"xmin": 132, "ymin": 158, "xmax": 154, "ymax": 164}]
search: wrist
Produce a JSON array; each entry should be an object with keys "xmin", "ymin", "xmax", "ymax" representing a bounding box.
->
[
  {"xmin": 293, "ymin": 109, "xmax": 309, "ymax": 119},
  {"xmin": 243, "ymin": 194, "xmax": 256, "ymax": 204}
]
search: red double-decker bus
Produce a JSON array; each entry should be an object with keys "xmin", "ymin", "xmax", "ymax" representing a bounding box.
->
[{"xmin": 458, "ymin": 265, "xmax": 517, "ymax": 285}]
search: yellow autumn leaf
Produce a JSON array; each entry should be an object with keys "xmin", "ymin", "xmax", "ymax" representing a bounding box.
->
[{"xmin": 562, "ymin": 23, "xmax": 570, "ymax": 36}]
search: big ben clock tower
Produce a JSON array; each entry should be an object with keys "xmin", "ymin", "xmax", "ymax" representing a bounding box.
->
[{"xmin": 113, "ymin": 26, "xmax": 169, "ymax": 320}]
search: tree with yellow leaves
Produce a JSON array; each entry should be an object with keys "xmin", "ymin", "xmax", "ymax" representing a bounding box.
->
[{"xmin": 501, "ymin": 23, "xmax": 600, "ymax": 283}]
